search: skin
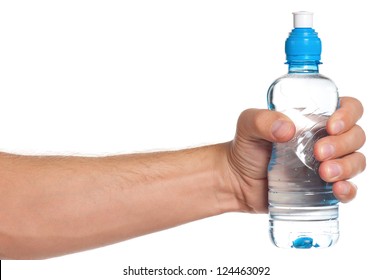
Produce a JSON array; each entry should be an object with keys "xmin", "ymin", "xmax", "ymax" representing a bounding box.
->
[{"xmin": 0, "ymin": 97, "xmax": 365, "ymax": 259}]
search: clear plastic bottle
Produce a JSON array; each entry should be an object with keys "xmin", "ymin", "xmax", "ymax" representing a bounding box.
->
[{"xmin": 267, "ymin": 11, "xmax": 340, "ymax": 249}]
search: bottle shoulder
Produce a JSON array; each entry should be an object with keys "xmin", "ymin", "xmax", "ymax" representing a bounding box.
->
[
  {"xmin": 268, "ymin": 73, "xmax": 338, "ymax": 94},
  {"xmin": 271, "ymin": 73, "xmax": 337, "ymax": 87},
  {"xmin": 267, "ymin": 73, "xmax": 339, "ymax": 114}
]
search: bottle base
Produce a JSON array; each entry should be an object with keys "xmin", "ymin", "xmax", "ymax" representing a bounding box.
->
[{"xmin": 269, "ymin": 219, "xmax": 339, "ymax": 249}]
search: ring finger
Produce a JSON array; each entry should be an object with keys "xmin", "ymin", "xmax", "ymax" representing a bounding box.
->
[{"xmin": 318, "ymin": 152, "xmax": 366, "ymax": 182}]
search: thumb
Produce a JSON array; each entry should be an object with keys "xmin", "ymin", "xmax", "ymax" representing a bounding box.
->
[{"xmin": 237, "ymin": 109, "xmax": 295, "ymax": 143}]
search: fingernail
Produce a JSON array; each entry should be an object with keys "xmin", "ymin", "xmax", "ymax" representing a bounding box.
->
[
  {"xmin": 271, "ymin": 120, "xmax": 293, "ymax": 139},
  {"xmin": 326, "ymin": 163, "xmax": 342, "ymax": 179},
  {"xmin": 331, "ymin": 120, "xmax": 344, "ymax": 134},
  {"xmin": 320, "ymin": 144, "xmax": 335, "ymax": 160}
]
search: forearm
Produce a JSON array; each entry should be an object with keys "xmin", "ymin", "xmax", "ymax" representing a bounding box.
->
[{"xmin": 0, "ymin": 144, "xmax": 237, "ymax": 259}]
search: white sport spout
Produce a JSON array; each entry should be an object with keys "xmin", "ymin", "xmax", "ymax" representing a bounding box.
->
[{"xmin": 293, "ymin": 11, "xmax": 313, "ymax": 28}]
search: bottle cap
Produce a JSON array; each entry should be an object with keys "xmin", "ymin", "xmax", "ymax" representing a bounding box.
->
[
  {"xmin": 285, "ymin": 11, "xmax": 321, "ymax": 63},
  {"xmin": 293, "ymin": 11, "xmax": 313, "ymax": 28}
]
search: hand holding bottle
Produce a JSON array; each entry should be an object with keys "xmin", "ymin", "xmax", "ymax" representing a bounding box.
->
[{"xmin": 225, "ymin": 96, "xmax": 365, "ymax": 212}]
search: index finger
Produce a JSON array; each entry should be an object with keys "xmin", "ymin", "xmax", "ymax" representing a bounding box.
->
[{"xmin": 327, "ymin": 96, "xmax": 364, "ymax": 135}]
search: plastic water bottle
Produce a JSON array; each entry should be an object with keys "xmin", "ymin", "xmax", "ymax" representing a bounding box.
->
[{"xmin": 267, "ymin": 11, "xmax": 340, "ymax": 249}]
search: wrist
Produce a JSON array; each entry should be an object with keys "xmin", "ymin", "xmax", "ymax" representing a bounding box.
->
[{"xmin": 212, "ymin": 142, "xmax": 248, "ymax": 214}]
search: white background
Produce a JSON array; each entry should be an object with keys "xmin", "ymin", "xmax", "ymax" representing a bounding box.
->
[{"xmin": 0, "ymin": 0, "xmax": 385, "ymax": 279}]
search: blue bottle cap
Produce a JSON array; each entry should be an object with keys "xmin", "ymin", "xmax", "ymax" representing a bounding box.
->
[{"xmin": 285, "ymin": 12, "xmax": 322, "ymax": 63}]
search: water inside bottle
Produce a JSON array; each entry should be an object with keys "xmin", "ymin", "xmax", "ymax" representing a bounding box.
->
[{"xmin": 268, "ymin": 108, "xmax": 339, "ymax": 248}]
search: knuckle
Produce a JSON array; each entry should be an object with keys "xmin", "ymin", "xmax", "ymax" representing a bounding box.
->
[
  {"xmin": 342, "ymin": 160, "xmax": 354, "ymax": 179},
  {"xmin": 352, "ymin": 97, "xmax": 364, "ymax": 118},
  {"xmin": 358, "ymin": 152, "xmax": 367, "ymax": 172},
  {"xmin": 356, "ymin": 125, "xmax": 367, "ymax": 147}
]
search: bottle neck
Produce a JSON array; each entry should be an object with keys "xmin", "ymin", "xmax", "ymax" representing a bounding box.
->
[{"xmin": 288, "ymin": 61, "xmax": 319, "ymax": 74}]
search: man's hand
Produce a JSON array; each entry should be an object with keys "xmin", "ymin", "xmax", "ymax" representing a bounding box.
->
[{"xmin": 224, "ymin": 96, "xmax": 366, "ymax": 213}]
